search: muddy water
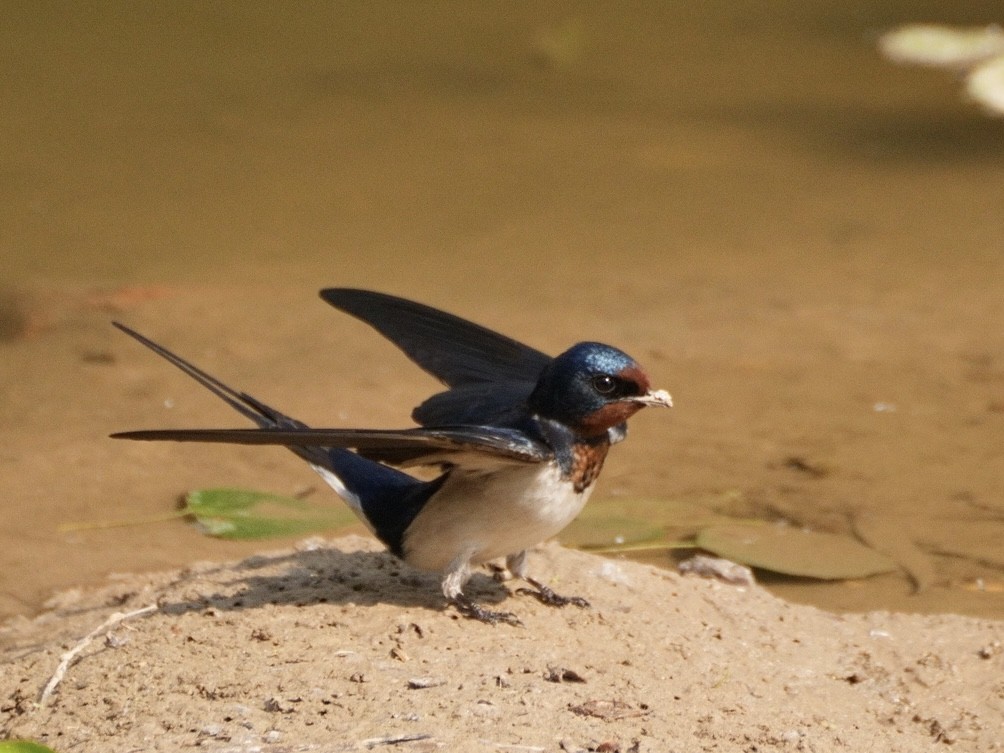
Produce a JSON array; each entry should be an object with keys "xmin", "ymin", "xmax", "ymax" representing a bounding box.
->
[{"xmin": 2, "ymin": 2, "xmax": 1002, "ymax": 620}]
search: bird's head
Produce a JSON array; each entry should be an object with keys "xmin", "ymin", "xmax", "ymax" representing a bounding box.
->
[{"xmin": 527, "ymin": 342, "xmax": 671, "ymax": 436}]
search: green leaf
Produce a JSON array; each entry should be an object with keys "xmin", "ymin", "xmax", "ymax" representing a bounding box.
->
[
  {"xmin": 562, "ymin": 512, "xmax": 666, "ymax": 550},
  {"xmin": 563, "ymin": 496, "xmax": 716, "ymax": 548},
  {"xmin": 695, "ymin": 523, "xmax": 898, "ymax": 580},
  {"xmin": 182, "ymin": 488, "xmax": 357, "ymax": 540},
  {"xmin": 561, "ymin": 494, "xmax": 756, "ymax": 553},
  {"xmin": 0, "ymin": 742, "xmax": 61, "ymax": 753}
]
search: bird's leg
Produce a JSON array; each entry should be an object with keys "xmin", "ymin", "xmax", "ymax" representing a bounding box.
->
[
  {"xmin": 506, "ymin": 551, "xmax": 590, "ymax": 609},
  {"xmin": 441, "ymin": 552, "xmax": 522, "ymax": 627}
]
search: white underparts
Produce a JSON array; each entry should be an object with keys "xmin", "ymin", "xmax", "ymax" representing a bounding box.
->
[
  {"xmin": 404, "ymin": 461, "xmax": 592, "ymax": 592},
  {"xmin": 311, "ymin": 458, "xmax": 593, "ymax": 603}
]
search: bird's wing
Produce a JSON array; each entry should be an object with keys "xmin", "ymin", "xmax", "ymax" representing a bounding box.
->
[
  {"xmin": 111, "ymin": 321, "xmax": 552, "ymax": 467},
  {"xmin": 320, "ymin": 288, "xmax": 552, "ymax": 387},
  {"xmin": 111, "ymin": 425, "xmax": 552, "ymax": 465},
  {"xmin": 409, "ymin": 381, "xmax": 537, "ymax": 427}
]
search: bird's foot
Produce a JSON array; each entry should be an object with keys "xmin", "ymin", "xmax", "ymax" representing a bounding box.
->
[
  {"xmin": 517, "ymin": 578, "xmax": 590, "ymax": 609},
  {"xmin": 450, "ymin": 595, "xmax": 523, "ymax": 627}
]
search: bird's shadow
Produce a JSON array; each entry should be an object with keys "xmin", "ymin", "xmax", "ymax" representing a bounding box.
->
[{"xmin": 156, "ymin": 543, "xmax": 513, "ymax": 618}]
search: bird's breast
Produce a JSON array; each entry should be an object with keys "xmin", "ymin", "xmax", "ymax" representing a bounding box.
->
[{"xmin": 401, "ymin": 461, "xmax": 594, "ymax": 573}]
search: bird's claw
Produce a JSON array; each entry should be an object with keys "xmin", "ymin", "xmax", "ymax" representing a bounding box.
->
[
  {"xmin": 517, "ymin": 582, "xmax": 590, "ymax": 609},
  {"xmin": 450, "ymin": 596, "xmax": 523, "ymax": 627}
]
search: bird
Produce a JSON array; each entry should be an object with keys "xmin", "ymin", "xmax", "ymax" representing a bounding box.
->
[{"xmin": 112, "ymin": 288, "xmax": 672, "ymax": 625}]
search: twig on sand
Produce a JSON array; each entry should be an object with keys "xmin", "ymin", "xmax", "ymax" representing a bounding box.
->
[
  {"xmin": 39, "ymin": 604, "xmax": 157, "ymax": 705},
  {"xmin": 360, "ymin": 733, "xmax": 433, "ymax": 748}
]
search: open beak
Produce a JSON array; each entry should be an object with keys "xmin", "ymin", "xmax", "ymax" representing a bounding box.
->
[{"xmin": 629, "ymin": 388, "xmax": 673, "ymax": 408}]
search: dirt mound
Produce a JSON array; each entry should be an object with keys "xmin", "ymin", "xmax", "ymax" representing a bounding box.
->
[{"xmin": 2, "ymin": 537, "xmax": 1000, "ymax": 752}]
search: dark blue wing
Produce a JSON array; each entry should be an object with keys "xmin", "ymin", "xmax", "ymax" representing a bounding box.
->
[
  {"xmin": 410, "ymin": 382, "xmax": 536, "ymax": 427},
  {"xmin": 320, "ymin": 288, "xmax": 552, "ymax": 387},
  {"xmin": 113, "ymin": 425, "xmax": 551, "ymax": 465},
  {"xmin": 111, "ymin": 322, "xmax": 550, "ymax": 467}
]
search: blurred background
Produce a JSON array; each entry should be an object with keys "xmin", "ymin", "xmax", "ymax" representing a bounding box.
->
[{"xmin": 2, "ymin": 1, "xmax": 1002, "ymax": 621}]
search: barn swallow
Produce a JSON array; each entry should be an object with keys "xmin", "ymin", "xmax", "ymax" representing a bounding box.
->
[{"xmin": 112, "ymin": 289, "xmax": 672, "ymax": 625}]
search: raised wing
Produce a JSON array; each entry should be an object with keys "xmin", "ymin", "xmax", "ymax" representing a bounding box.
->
[
  {"xmin": 111, "ymin": 321, "xmax": 551, "ymax": 467},
  {"xmin": 320, "ymin": 288, "xmax": 552, "ymax": 387}
]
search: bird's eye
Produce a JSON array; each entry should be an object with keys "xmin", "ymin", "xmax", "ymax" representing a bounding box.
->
[{"xmin": 592, "ymin": 375, "xmax": 618, "ymax": 395}]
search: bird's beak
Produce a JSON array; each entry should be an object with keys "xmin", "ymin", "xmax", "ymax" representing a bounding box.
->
[{"xmin": 629, "ymin": 388, "xmax": 673, "ymax": 408}]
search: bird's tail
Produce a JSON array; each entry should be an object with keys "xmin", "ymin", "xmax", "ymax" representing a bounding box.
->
[
  {"xmin": 111, "ymin": 323, "xmax": 440, "ymax": 555},
  {"xmin": 112, "ymin": 322, "xmax": 304, "ymax": 433}
]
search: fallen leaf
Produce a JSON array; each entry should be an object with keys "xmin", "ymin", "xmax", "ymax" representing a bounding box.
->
[
  {"xmin": 695, "ymin": 523, "xmax": 897, "ymax": 580},
  {"xmin": 183, "ymin": 488, "xmax": 357, "ymax": 540}
]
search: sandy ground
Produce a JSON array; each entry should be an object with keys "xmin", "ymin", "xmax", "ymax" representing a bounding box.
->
[
  {"xmin": 2, "ymin": 536, "xmax": 1002, "ymax": 752},
  {"xmin": 2, "ymin": 2, "xmax": 1004, "ymax": 750}
]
